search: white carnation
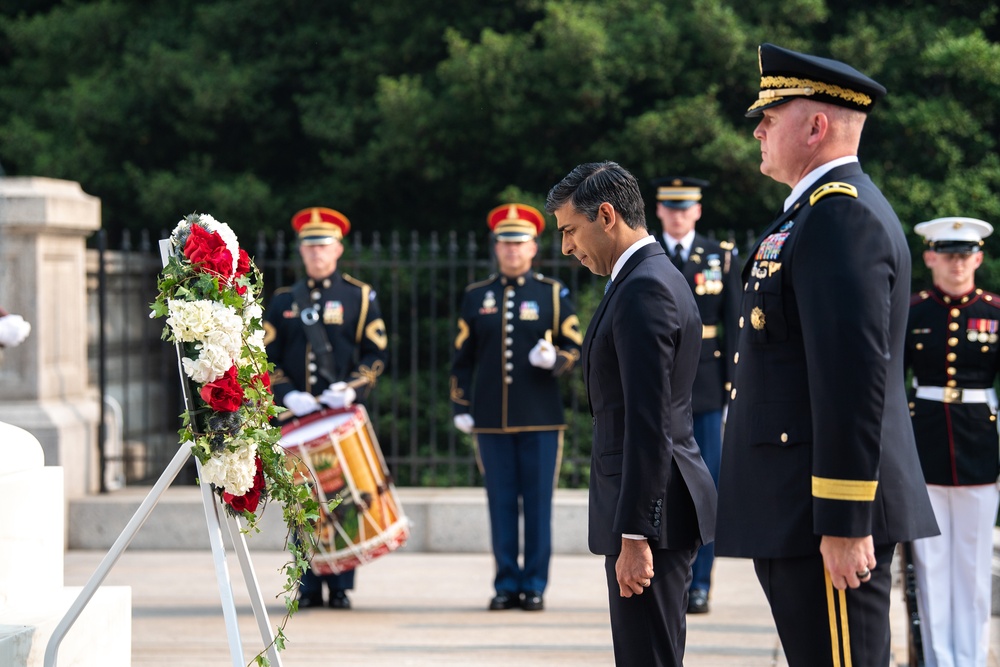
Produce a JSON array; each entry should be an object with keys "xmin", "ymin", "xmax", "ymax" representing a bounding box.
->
[{"xmin": 200, "ymin": 441, "xmax": 259, "ymax": 496}]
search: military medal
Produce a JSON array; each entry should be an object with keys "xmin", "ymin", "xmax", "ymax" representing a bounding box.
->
[
  {"xmin": 480, "ymin": 290, "xmax": 498, "ymax": 315},
  {"xmin": 323, "ymin": 300, "xmax": 344, "ymax": 325},
  {"xmin": 519, "ymin": 301, "xmax": 540, "ymax": 321}
]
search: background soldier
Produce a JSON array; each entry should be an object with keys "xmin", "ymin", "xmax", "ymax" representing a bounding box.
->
[
  {"xmin": 263, "ymin": 207, "xmax": 388, "ymax": 609},
  {"xmin": 650, "ymin": 175, "xmax": 740, "ymax": 614},
  {"xmin": 907, "ymin": 216, "xmax": 999, "ymax": 667},
  {"xmin": 450, "ymin": 203, "xmax": 582, "ymax": 612}
]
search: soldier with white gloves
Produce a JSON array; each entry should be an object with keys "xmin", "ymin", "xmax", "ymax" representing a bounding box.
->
[
  {"xmin": 449, "ymin": 203, "xmax": 582, "ymax": 612},
  {"xmin": 262, "ymin": 207, "xmax": 388, "ymax": 610}
]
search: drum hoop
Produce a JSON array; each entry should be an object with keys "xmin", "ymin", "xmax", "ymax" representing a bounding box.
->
[{"xmin": 312, "ymin": 518, "xmax": 410, "ymax": 561}]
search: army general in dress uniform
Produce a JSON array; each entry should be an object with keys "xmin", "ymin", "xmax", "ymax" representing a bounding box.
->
[
  {"xmin": 906, "ymin": 217, "xmax": 999, "ymax": 667},
  {"xmin": 650, "ymin": 176, "xmax": 740, "ymax": 614},
  {"xmin": 715, "ymin": 43, "xmax": 938, "ymax": 667},
  {"xmin": 263, "ymin": 207, "xmax": 388, "ymax": 610},
  {"xmin": 450, "ymin": 204, "xmax": 582, "ymax": 612}
]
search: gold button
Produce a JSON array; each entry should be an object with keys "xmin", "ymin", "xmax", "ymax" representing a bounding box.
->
[
  {"xmin": 916, "ymin": 343, "xmax": 924, "ymax": 350},
  {"xmin": 731, "ymin": 388, "xmax": 737, "ymax": 400},
  {"xmin": 910, "ymin": 411, "xmax": 915, "ymax": 417},
  {"xmin": 949, "ymin": 337, "xmax": 959, "ymax": 346},
  {"xmin": 734, "ymin": 352, "xmax": 740, "ymax": 364},
  {"xmin": 739, "ymin": 317, "xmax": 745, "ymax": 328},
  {"xmin": 908, "ymin": 402, "xmax": 915, "ymax": 409},
  {"xmin": 947, "ymin": 367, "xmax": 957, "ymax": 375},
  {"xmin": 983, "ymin": 346, "xmax": 990, "ymax": 353},
  {"xmin": 754, "ymin": 282, "xmax": 760, "ymax": 291},
  {"xmin": 950, "ymin": 308, "xmax": 961, "ymax": 317},
  {"xmin": 987, "ymin": 295, "xmax": 994, "ymax": 302},
  {"xmin": 947, "ymin": 379, "xmax": 958, "ymax": 387},
  {"xmin": 780, "ymin": 433, "xmax": 788, "ymax": 443},
  {"xmin": 714, "ymin": 350, "xmax": 721, "ymax": 358},
  {"xmin": 944, "ymin": 295, "xmax": 952, "ymax": 304},
  {"xmin": 946, "ymin": 352, "xmax": 956, "ymax": 361},
  {"xmin": 992, "ymin": 415, "xmax": 997, "ymax": 422},
  {"xmin": 949, "ymin": 322, "xmax": 960, "ymax": 331}
]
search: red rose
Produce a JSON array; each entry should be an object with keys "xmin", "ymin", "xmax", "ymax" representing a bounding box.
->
[
  {"xmin": 200, "ymin": 366, "xmax": 244, "ymax": 412},
  {"xmin": 224, "ymin": 487, "xmax": 261, "ymax": 513},
  {"xmin": 236, "ymin": 248, "xmax": 251, "ymax": 278},
  {"xmin": 254, "ymin": 372, "xmax": 271, "ymax": 394},
  {"xmin": 184, "ymin": 223, "xmax": 234, "ymax": 281}
]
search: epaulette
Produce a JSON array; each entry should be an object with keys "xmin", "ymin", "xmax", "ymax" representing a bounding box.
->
[
  {"xmin": 464, "ymin": 274, "xmax": 498, "ymax": 292},
  {"xmin": 809, "ymin": 182, "xmax": 858, "ymax": 206},
  {"xmin": 342, "ymin": 273, "xmax": 372, "ymax": 290},
  {"xmin": 979, "ymin": 289, "xmax": 1000, "ymax": 309},
  {"xmin": 910, "ymin": 290, "xmax": 930, "ymax": 306}
]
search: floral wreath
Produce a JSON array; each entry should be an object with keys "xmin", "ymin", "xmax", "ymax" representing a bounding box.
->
[{"xmin": 151, "ymin": 213, "xmax": 318, "ymax": 665}]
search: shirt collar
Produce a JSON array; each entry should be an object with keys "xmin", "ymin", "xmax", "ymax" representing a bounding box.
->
[
  {"xmin": 784, "ymin": 156, "xmax": 858, "ymax": 211},
  {"xmin": 664, "ymin": 229, "xmax": 696, "ymax": 252},
  {"xmin": 611, "ymin": 235, "xmax": 656, "ymax": 281}
]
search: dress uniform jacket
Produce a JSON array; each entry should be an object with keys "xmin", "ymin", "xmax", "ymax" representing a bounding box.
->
[
  {"xmin": 584, "ymin": 242, "xmax": 717, "ymax": 555},
  {"xmin": 263, "ymin": 271, "xmax": 388, "ymax": 404},
  {"xmin": 450, "ymin": 272, "xmax": 582, "ymax": 432},
  {"xmin": 654, "ymin": 232, "xmax": 742, "ymax": 413},
  {"xmin": 715, "ymin": 162, "xmax": 938, "ymax": 558},
  {"xmin": 905, "ymin": 285, "xmax": 1000, "ymax": 486}
]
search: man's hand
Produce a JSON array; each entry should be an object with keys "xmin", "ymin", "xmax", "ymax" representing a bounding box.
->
[
  {"xmin": 0, "ymin": 314, "xmax": 31, "ymax": 348},
  {"xmin": 820, "ymin": 534, "xmax": 876, "ymax": 590},
  {"xmin": 453, "ymin": 414, "xmax": 474, "ymax": 434},
  {"xmin": 616, "ymin": 537, "xmax": 654, "ymax": 598},
  {"xmin": 528, "ymin": 338, "xmax": 557, "ymax": 369},
  {"xmin": 320, "ymin": 382, "xmax": 356, "ymax": 409},
  {"xmin": 284, "ymin": 391, "xmax": 320, "ymax": 417}
]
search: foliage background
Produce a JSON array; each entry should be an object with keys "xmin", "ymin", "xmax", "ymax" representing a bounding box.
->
[{"xmin": 2, "ymin": 0, "xmax": 999, "ymax": 487}]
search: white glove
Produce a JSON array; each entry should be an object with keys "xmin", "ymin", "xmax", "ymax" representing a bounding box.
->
[
  {"xmin": 0, "ymin": 314, "xmax": 31, "ymax": 348},
  {"xmin": 453, "ymin": 414, "xmax": 475, "ymax": 434},
  {"xmin": 284, "ymin": 390, "xmax": 320, "ymax": 417},
  {"xmin": 320, "ymin": 382, "xmax": 356, "ymax": 409},
  {"xmin": 528, "ymin": 338, "xmax": 557, "ymax": 369}
]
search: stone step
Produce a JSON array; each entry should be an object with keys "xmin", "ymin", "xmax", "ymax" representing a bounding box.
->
[{"xmin": 69, "ymin": 486, "xmax": 591, "ymax": 554}]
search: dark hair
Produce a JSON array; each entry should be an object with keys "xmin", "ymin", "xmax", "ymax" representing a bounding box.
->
[{"xmin": 544, "ymin": 161, "xmax": 646, "ymax": 230}]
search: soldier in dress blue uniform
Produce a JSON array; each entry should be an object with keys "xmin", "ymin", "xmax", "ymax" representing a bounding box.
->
[
  {"xmin": 450, "ymin": 203, "xmax": 583, "ymax": 612},
  {"xmin": 715, "ymin": 43, "xmax": 938, "ymax": 666},
  {"xmin": 263, "ymin": 207, "xmax": 388, "ymax": 610},
  {"xmin": 650, "ymin": 176, "xmax": 740, "ymax": 614},
  {"xmin": 906, "ymin": 217, "xmax": 999, "ymax": 667}
]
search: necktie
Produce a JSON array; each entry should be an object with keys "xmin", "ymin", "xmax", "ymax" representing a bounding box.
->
[
  {"xmin": 671, "ymin": 243, "xmax": 685, "ymax": 270},
  {"xmin": 604, "ymin": 278, "xmax": 612, "ymax": 295}
]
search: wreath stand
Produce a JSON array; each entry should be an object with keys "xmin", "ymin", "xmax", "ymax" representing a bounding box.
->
[{"xmin": 44, "ymin": 240, "xmax": 283, "ymax": 667}]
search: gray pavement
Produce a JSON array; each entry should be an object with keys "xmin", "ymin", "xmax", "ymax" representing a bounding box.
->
[{"xmin": 63, "ymin": 548, "xmax": 996, "ymax": 667}]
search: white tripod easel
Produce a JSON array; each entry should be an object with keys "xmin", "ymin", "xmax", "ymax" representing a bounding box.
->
[{"xmin": 44, "ymin": 239, "xmax": 283, "ymax": 667}]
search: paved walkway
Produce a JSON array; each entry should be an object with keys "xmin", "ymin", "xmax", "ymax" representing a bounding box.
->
[{"xmin": 63, "ymin": 548, "xmax": 995, "ymax": 667}]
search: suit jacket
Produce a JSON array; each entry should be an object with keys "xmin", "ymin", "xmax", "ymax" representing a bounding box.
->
[
  {"xmin": 715, "ymin": 163, "xmax": 938, "ymax": 559},
  {"xmin": 654, "ymin": 232, "xmax": 742, "ymax": 413},
  {"xmin": 583, "ymin": 241, "xmax": 717, "ymax": 556}
]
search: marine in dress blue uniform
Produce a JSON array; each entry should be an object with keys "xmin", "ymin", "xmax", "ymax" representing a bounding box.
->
[
  {"xmin": 650, "ymin": 176, "xmax": 741, "ymax": 614},
  {"xmin": 906, "ymin": 217, "xmax": 1000, "ymax": 667},
  {"xmin": 450, "ymin": 204, "xmax": 582, "ymax": 612},
  {"xmin": 263, "ymin": 207, "xmax": 388, "ymax": 610},
  {"xmin": 715, "ymin": 44, "xmax": 938, "ymax": 667}
]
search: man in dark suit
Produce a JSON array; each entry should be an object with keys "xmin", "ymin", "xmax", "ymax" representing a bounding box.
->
[
  {"xmin": 650, "ymin": 176, "xmax": 741, "ymax": 614},
  {"xmin": 715, "ymin": 44, "xmax": 939, "ymax": 666},
  {"xmin": 546, "ymin": 161, "xmax": 717, "ymax": 667}
]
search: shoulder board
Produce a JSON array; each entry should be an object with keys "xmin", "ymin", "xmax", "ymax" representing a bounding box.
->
[
  {"xmin": 464, "ymin": 274, "xmax": 498, "ymax": 292},
  {"xmin": 342, "ymin": 273, "xmax": 371, "ymax": 290},
  {"xmin": 910, "ymin": 290, "xmax": 930, "ymax": 306},
  {"xmin": 809, "ymin": 182, "xmax": 858, "ymax": 206},
  {"xmin": 979, "ymin": 290, "xmax": 1000, "ymax": 309},
  {"xmin": 534, "ymin": 273, "xmax": 560, "ymax": 285}
]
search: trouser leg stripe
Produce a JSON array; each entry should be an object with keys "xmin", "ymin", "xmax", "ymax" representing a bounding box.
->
[{"xmin": 823, "ymin": 568, "xmax": 853, "ymax": 667}]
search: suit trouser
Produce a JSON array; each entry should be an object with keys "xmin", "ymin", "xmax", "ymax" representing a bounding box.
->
[
  {"xmin": 911, "ymin": 483, "xmax": 1000, "ymax": 667},
  {"xmin": 754, "ymin": 543, "xmax": 895, "ymax": 667},
  {"xmin": 690, "ymin": 410, "xmax": 722, "ymax": 593},
  {"xmin": 605, "ymin": 546, "xmax": 696, "ymax": 667},
  {"xmin": 476, "ymin": 430, "xmax": 560, "ymax": 594}
]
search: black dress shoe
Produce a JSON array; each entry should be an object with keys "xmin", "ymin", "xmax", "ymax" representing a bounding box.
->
[
  {"xmin": 488, "ymin": 592, "xmax": 520, "ymax": 610},
  {"xmin": 328, "ymin": 590, "xmax": 352, "ymax": 609},
  {"xmin": 296, "ymin": 592, "xmax": 324, "ymax": 609},
  {"xmin": 687, "ymin": 589, "xmax": 709, "ymax": 614},
  {"xmin": 521, "ymin": 591, "xmax": 544, "ymax": 611}
]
